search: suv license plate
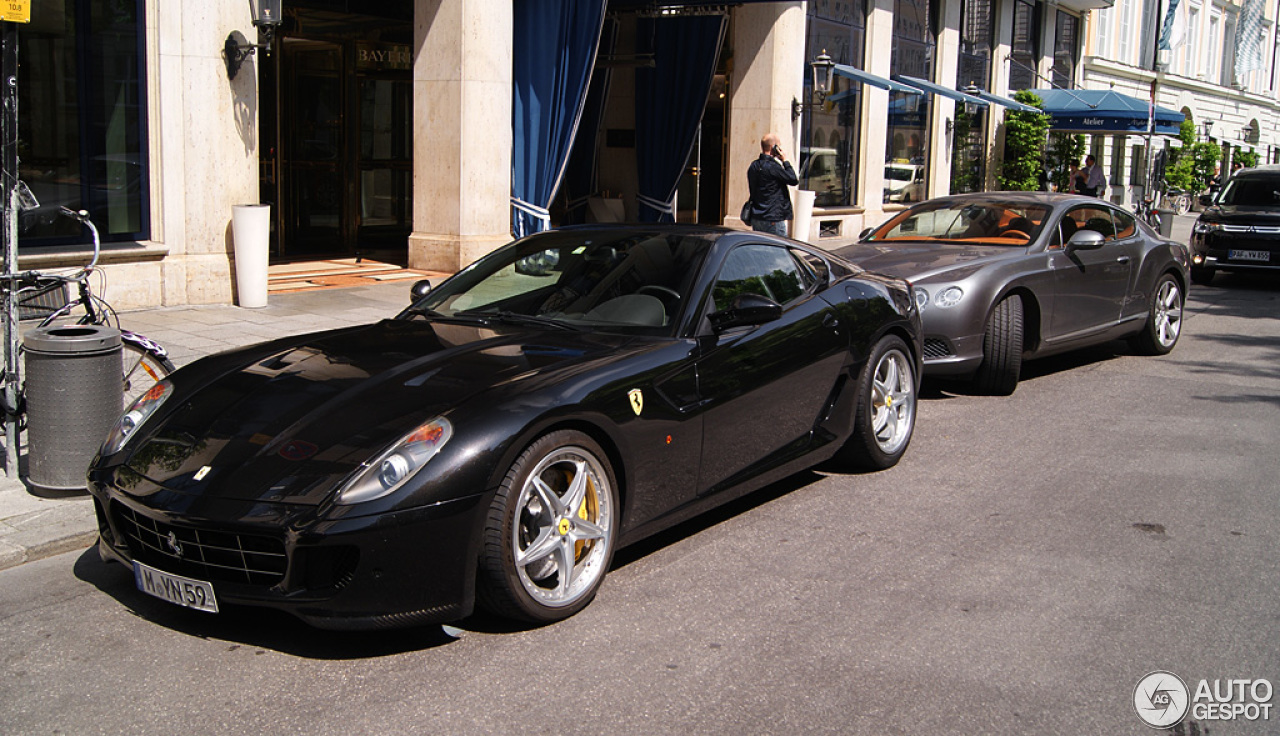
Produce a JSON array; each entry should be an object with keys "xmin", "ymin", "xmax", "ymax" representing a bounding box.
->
[
  {"xmin": 133, "ymin": 561, "xmax": 219, "ymax": 613},
  {"xmin": 1229, "ymin": 249, "xmax": 1270, "ymax": 262}
]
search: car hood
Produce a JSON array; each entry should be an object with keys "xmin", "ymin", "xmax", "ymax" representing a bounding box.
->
[
  {"xmin": 834, "ymin": 241, "xmax": 1019, "ymax": 282},
  {"xmin": 115, "ymin": 319, "xmax": 632, "ymax": 505},
  {"xmin": 1198, "ymin": 205, "xmax": 1280, "ymax": 226}
]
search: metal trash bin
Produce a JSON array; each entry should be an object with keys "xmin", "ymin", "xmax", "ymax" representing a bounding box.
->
[
  {"xmin": 1156, "ymin": 209, "xmax": 1174, "ymax": 238},
  {"xmin": 24, "ymin": 325, "xmax": 122, "ymax": 492}
]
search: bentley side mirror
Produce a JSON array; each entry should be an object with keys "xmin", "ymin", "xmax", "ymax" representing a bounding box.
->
[
  {"xmin": 410, "ymin": 279, "xmax": 432, "ymax": 303},
  {"xmin": 709, "ymin": 293, "xmax": 783, "ymax": 333},
  {"xmin": 858, "ymin": 227, "xmax": 873, "ymax": 241},
  {"xmin": 1065, "ymin": 230, "xmax": 1106, "ymax": 252}
]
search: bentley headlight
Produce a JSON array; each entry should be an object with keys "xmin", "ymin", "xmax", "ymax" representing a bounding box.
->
[
  {"xmin": 934, "ymin": 286, "xmax": 964, "ymax": 308},
  {"xmin": 101, "ymin": 380, "xmax": 173, "ymax": 455},
  {"xmin": 337, "ymin": 417, "xmax": 453, "ymax": 504},
  {"xmin": 913, "ymin": 287, "xmax": 929, "ymax": 312}
]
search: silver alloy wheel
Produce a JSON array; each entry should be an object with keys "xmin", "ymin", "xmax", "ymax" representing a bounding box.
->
[
  {"xmin": 870, "ymin": 347, "xmax": 915, "ymax": 455},
  {"xmin": 1153, "ymin": 280, "xmax": 1183, "ymax": 348},
  {"xmin": 512, "ymin": 445, "xmax": 614, "ymax": 608}
]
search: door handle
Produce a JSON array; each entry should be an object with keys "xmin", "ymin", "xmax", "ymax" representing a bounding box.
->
[
  {"xmin": 823, "ymin": 312, "xmax": 840, "ymax": 329},
  {"xmin": 1116, "ymin": 256, "xmax": 1131, "ymax": 264}
]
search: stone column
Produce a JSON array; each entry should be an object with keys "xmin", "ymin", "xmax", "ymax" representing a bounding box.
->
[
  {"xmin": 724, "ymin": 2, "xmax": 806, "ymax": 229},
  {"xmin": 408, "ymin": 0, "xmax": 513, "ymax": 272},
  {"xmin": 931, "ymin": 0, "xmax": 962, "ymax": 200},
  {"xmin": 861, "ymin": 0, "xmax": 895, "ymax": 222}
]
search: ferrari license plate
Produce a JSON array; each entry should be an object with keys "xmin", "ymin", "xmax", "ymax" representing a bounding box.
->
[
  {"xmin": 133, "ymin": 561, "xmax": 219, "ymax": 613},
  {"xmin": 1229, "ymin": 249, "xmax": 1270, "ymax": 262}
]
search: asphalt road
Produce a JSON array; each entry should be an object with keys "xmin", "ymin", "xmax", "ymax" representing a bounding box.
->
[{"xmin": 2, "ymin": 271, "xmax": 1277, "ymax": 735}]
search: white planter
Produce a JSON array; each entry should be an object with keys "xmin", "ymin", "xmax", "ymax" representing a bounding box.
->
[
  {"xmin": 791, "ymin": 189, "xmax": 817, "ymax": 243},
  {"xmin": 231, "ymin": 204, "xmax": 271, "ymax": 308}
]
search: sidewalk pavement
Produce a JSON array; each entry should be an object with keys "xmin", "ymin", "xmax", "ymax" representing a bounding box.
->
[
  {"xmin": 0, "ymin": 211, "xmax": 1203, "ymax": 572},
  {"xmin": 0, "ymin": 277, "xmax": 427, "ymax": 571}
]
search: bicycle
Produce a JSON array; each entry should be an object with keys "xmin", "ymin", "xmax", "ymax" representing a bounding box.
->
[
  {"xmin": 1134, "ymin": 196, "xmax": 1162, "ymax": 232},
  {"xmin": 2, "ymin": 207, "xmax": 175, "ymax": 427},
  {"xmin": 1165, "ymin": 187, "xmax": 1192, "ymax": 216}
]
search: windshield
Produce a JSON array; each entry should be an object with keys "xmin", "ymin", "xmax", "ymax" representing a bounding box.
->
[
  {"xmin": 409, "ymin": 230, "xmax": 715, "ymax": 335},
  {"xmin": 1217, "ymin": 177, "xmax": 1280, "ymax": 207},
  {"xmin": 885, "ymin": 166, "xmax": 916, "ymax": 182},
  {"xmin": 866, "ymin": 200, "xmax": 1053, "ymax": 245}
]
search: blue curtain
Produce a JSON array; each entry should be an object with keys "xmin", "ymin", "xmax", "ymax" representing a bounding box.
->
[
  {"xmin": 511, "ymin": 0, "xmax": 609, "ymax": 238},
  {"xmin": 562, "ymin": 18, "xmax": 618, "ymax": 225},
  {"xmin": 634, "ymin": 15, "xmax": 726, "ymax": 222}
]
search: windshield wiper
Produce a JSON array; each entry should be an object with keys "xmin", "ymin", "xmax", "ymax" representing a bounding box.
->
[{"xmin": 460, "ymin": 310, "xmax": 583, "ymax": 331}]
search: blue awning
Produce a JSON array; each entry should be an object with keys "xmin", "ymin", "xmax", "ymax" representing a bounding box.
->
[
  {"xmin": 895, "ymin": 75, "xmax": 988, "ymax": 107},
  {"xmin": 832, "ymin": 63, "xmax": 922, "ymax": 94},
  {"xmin": 1030, "ymin": 88, "xmax": 1185, "ymax": 135}
]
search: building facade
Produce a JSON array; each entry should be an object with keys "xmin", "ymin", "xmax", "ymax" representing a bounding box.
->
[
  {"xmin": 14, "ymin": 0, "xmax": 1133, "ymax": 311},
  {"xmin": 1082, "ymin": 0, "xmax": 1280, "ymax": 207}
]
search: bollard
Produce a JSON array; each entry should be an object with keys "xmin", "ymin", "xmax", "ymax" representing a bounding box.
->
[{"xmin": 23, "ymin": 325, "xmax": 122, "ymax": 493}]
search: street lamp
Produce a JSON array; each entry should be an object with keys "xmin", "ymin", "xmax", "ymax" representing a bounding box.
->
[
  {"xmin": 224, "ymin": 0, "xmax": 283, "ymax": 80},
  {"xmin": 792, "ymin": 51, "xmax": 836, "ymax": 121},
  {"xmin": 1241, "ymin": 122, "xmax": 1257, "ymax": 143}
]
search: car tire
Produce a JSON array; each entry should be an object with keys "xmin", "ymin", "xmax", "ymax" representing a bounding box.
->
[
  {"xmin": 477, "ymin": 430, "xmax": 618, "ymax": 624},
  {"xmin": 972, "ymin": 294, "xmax": 1023, "ymax": 396},
  {"xmin": 1190, "ymin": 266, "xmax": 1215, "ymax": 286},
  {"xmin": 1132, "ymin": 273, "xmax": 1184, "ymax": 356},
  {"xmin": 837, "ymin": 334, "xmax": 917, "ymax": 470}
]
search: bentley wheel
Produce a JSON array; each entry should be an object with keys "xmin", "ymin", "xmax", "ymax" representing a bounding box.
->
[
  {"xmin": 1132, "ymin": 274, "xmax": 1183, "ymax": 356},
  {"xmin": 1190, "ymin": 265, "xmax": 1215, "ymax": 286},
  {"xmin": 478, "ymin": 430, "xmax": 618, "ymax": 623},
  {"xmin": 839, "ymin": 335, "xmax": 916, "ymax": 470},
  {"xmin": 972, "ymin": 294, "xmax": 1023, "ymax": 396}
]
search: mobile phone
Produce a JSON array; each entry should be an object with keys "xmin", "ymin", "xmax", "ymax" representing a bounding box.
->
[{"xmin": 772, "ymin": 145, "xmax": 782, "ymax": 156}]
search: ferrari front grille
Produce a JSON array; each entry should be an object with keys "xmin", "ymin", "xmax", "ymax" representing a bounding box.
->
[{"xmin": 111, "ymin": 502, "xmax": 287, "ymax": 586}]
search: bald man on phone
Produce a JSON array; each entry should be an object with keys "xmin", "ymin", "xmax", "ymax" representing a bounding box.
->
[{"xmin": 746, "ymin": 132, "xmax": 798, "ymax": 236}]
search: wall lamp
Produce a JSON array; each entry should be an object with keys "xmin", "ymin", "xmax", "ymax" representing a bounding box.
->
[
  {"xmin": 1241, "ymin": 122, "xmax": 1257, "ymax": 143},
  {"xmin": 225, "ymin": 0, "xmax": 282, "ymax": 81},
  {"xmin": 1201, "ymin": 119, "xmax": 1214, "ymax": 141},
  {"xmin": 792, "ymin": 51, "xmax": 835, "ymax": 121}
]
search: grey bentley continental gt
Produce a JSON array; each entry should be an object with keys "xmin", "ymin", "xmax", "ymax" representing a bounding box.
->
[{"xmin": 836, "ymin": 192, "xmax": 1190, "ymax": 395}]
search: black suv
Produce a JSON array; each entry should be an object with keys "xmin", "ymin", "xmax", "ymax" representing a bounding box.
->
[{"xmin": 1190, "ymin": 165, "xmax": 1280, "ymax": 285}]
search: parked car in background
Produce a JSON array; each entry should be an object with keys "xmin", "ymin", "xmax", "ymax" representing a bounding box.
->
[
  {"xmin": 884, "ymin": 162, "xmax": 924, "ymax": 203},
  {"xmin": 836, "ymin": 192, "xmax": 1190, "ymax": 395},
  {"xmin": 88, "ymin": 225, "xmax": 922, "ymax": 629},
  {"xmin": 1190, "ymin": 165, "xmax": 1280, "ymax": 284}
]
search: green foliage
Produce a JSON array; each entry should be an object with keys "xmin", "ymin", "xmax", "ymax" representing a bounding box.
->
[
  {"xmin": 1235, "ymin": 149, "xmax": 1259, "ymax": 168},
  {"xmin": 1045, "ymin": 133, "xmax": 1086, "ymax": 192},
  {"xmin": 1165, "ymin": 141, "xmax": 1221, "ymax": 192},
  {"xmin": 998, "ymin": 90, "xmax": 1052, "ymax": 191},
  {"xmin": 950, "ymin": 107, "xmax": 980, "ymax": 194}
]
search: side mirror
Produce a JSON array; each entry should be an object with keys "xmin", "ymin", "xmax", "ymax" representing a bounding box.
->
[
  {"xmin": 409, "ymin": 279, "xmax": 432, "ymax": 303},
  {"xmin": 1198, "ymin": 194, "xmax": 1215, "ymax": 207},
  {"xmin": 1065, "ymin": 230, "xmax": 1105, "ymax": 252},
  {"xmin": 709, "ymin": 293, "xmax": 783, "ymax": 333},
  {"xmin": 858, "ymin": 227, "xmax": 873, "ymax": 241}
]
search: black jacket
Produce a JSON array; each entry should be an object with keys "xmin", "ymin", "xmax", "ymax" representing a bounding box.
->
[{"xmin": 747, "ymin": 154, "xmax": 798, "ymax": 222}]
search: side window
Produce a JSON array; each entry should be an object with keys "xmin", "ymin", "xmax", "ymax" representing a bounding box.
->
[
  {"xmin": 1111, "ymin": 209, "xmax": 1137, "ymax": 239},
  {"xmin": 713, "ymin": 244, "xmax": 808, "ymax": 312},
  {"xmin": 1071, "ymin": 206, "xmax": 1116, "ymax": 241}
]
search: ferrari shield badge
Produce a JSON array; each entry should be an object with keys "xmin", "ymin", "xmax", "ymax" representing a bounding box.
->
[{"xmin": 628, "ymin": 388, "xmax": 644, "ymax": 416}]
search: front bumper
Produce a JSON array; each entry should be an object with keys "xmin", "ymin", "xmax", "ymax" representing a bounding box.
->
[
  {"xmin": 1192, "ymin": 229, "xmax": 1280, "ymax": 274},
  {"xmin": 89, "ymin": 480, "xmax": 491, "ymax": 630},
  {"xmin": 919, "ymin": 333, "xmax": 984, "ymax": 376}
]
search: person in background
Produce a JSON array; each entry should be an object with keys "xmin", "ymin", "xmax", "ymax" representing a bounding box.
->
[
  {"xmin": 747, "ymin": 132, "xmax": 798, "ymax": 236},
  {"xmin": 1083, "ymin": 154, "xmax": 1107, "ymax": 198},
  {"xmin": 1068, "ymin": 160, "xmax": 1085, "ymax": 194}
]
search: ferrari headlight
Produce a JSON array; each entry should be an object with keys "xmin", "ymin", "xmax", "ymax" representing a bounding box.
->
[
  {"xmin": 101, "ymin": 380, "xmax": 173, "ymax": 455},
  {"xmin": 336, "ymin": 417, "xmax": 453, "ymax": 505},
  {"xmin": 934, "ymin": 286, "xmax": 964, "ymax": 308}
]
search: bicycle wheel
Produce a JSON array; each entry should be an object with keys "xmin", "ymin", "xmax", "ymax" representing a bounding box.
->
[
  {"xmin": 1173, "ymin": 194, "xmax": 1191, "ymax": 215},
  {"xmin": 121, "ymin": 343, "xmax": 175, "ymax": 410}
]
